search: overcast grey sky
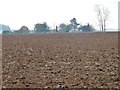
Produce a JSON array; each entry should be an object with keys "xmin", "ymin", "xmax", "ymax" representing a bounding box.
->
[{"xmin": 0, "ymin": 0, "xmax": 119, "ymax": 30}]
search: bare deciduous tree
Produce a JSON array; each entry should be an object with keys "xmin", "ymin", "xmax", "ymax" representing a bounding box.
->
[{"xmin": 95, "ymin": 5, "xmax": 110, "ymax": 31}]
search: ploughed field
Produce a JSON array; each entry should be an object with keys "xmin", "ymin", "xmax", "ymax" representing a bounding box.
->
[{"xmin": 2, "ymin": 32, "xmax": 119, "ymax": 88}]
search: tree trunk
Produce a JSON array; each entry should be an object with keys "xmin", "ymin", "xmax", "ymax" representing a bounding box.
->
[{"xmin": 104, "ymin": 20, "xmax": 106, "ymax": 32}]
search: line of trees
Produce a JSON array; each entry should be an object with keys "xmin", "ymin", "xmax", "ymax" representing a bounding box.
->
[
  {"xmin": 3, "ymin": 19, "xmax": 95, "ymax": 34},
  {"xmin": 10, "ymin": 21, "xmax": 95, "ymax": 34},
  {"xmin": 2, "ymin": 22, "xmax": 95, "ymax": 34}
]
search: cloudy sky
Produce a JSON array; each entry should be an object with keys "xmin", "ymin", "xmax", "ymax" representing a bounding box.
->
[{"xmin": 0, "ymin": 0, "xmax": 119, "ymax": 30}]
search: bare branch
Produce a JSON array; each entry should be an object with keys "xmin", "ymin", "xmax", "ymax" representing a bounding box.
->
[{"xmin": 94, "ymin": 5, "xmax": 110, "ymax": 31}]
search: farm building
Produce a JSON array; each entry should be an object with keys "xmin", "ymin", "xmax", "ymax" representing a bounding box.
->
[
  {"xmin": 81, "ymin": 23, "xmax": 94, "ymax": 32},
  {"xmin": 0, "ymin": 24, "xmax": 11, "ymax": 34}
]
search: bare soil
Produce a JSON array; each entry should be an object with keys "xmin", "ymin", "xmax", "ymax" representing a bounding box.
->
[{"xmin": 2, "ymin": 32, "xmax": 120, "ymax": 88}]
